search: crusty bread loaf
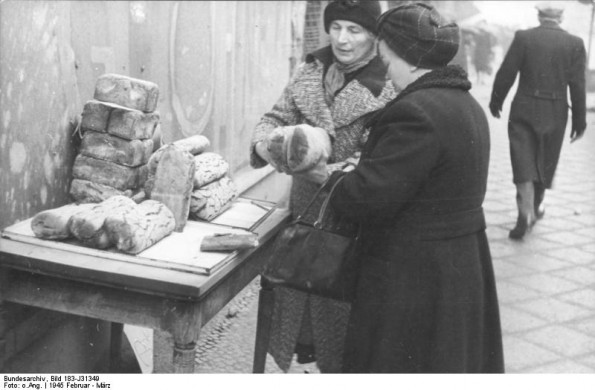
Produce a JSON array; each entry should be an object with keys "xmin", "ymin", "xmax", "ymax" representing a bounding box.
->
[
  {"xmin": 266, "ymin": 126, "xmax": 292, "ymax": 172},
  {"xmin": 145, "ymin": 135, "xmax": 211, "ymax": 197},
  {"xmin": 80, "ymin": 131, "xmax": 153, "ymax": 167},
  {"xmin": 193, "ymin": 152, "xmax": 229, "ymax": 188},
  {"xmin": 94, "ymin": 73, "xmax": 159, "ymax": 113},
  {"xmin": 147, "ymin": 135, "xmax": 210, "ymax": 172},
  {"xmin": 189, "ymin": 176, "xmax": 238, "ymax": 221},
  {"xmin": 70, "ymin": 195, "xmax": 137, "ymax": 249},
  {"xmin": 200, "ymin": 232, "xmax": 259, "ymax": 252},
  {"xmin": 81, "ymin": 100, "xmax": 160, "ymax": 140},
  {"xmin": 266, "ymin": 125, "xmax": 331, "ymax": 174},
  {"xmin": 69, "ymin": 179, "xmax": 133, "ymax": 204},
  {"xmin": 287, "ymin": 125, "xmax": 331, "ymax": 172},
  {"xmin": 31, "ymin": 203, "xmax": 95, "ymax": 240},
  {"xmin": 104, "ymin": 199, "xmax": 175, "ymax": 254},
  {"xmin": 149, "ymin": 145, "xmax": 195, "ymax": 232},
  {"xmin": 72, "ymin": 155, "xmax": 148, "ymax": 192},
  {"xmin": 171, "ymin": 135, "xmax": 211, "ymax": 155},
  {"xmin": 80, "ymin": 100, "xmax": 111, "ymax": 133},
  {"xmin": 107, "ymin": 109, "xmax": 160, "ymax": 141}
]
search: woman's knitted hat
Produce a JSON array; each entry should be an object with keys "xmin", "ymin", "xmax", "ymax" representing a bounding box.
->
[
  {"xmin": 324, "ymin": 0, "xmax": 382, "ymax": 34},
  {"xmin": 377, "ymin": 2, "xmax": 460, "ymax": 69}
]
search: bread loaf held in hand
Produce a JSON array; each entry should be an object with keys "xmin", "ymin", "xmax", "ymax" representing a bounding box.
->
[{"xmin": 266, "ymin": 124, "xmax": 331, "ymax": 174}]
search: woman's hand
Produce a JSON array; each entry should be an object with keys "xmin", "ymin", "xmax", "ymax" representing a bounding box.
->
[
  {"xmin": 255, "ymin": 140, "xmax": 285, "ymax": 172},
  {"xmin": 255, "ymin": 140, "xmax": 273, "ymax": 164},
  {"xmin": 294, "ymin": 156, "xmax": 330, "ymax": 184}
]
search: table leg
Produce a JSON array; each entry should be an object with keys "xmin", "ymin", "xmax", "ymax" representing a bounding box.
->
[
  {"xmin": 173, "ymin": 341, "xmax": 197, "ymax": 373},
  {"xmin": 252, "ymin": 276, "xmax": 274, "ymax": 373},
  {"xmin": 162, "ymin": 300, "xmax": 201, "ymax": 373},
  {"xmin": 109, "ymin": 322, "xmax": 124, "ymax": 372}
]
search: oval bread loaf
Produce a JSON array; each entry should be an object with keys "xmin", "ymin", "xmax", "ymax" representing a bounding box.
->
[
  {"xmin": 31, "ymin": 203, "xmax": 95, "ymax": 240},
  {"xmin": 287, "ymin": 124, "xmax": 331, "ymax": 173},
  {"xmin": 193, "ymin": 152, "xmax": 230, "ymax": 188}
]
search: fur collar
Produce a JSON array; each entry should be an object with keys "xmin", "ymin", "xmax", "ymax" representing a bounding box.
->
[
  {"xmin": 306, "ymin": 45, "xmax": 387, "ymax": 97},
  {"xmin": 366, "ymin": 65, "xmax": 470, "ymax": 128},
  {"xmin": 292, "ymin": 49, "xmax": 395, "ymax": 133},
  {"xmin": 394, "ymin": 65, "xmax": 471, "ymax": 103}
]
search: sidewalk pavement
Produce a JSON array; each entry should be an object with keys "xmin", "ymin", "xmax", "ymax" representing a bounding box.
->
[{"xmin": 161, "ymin": 81, "xmax": 595, "ymax": 374}]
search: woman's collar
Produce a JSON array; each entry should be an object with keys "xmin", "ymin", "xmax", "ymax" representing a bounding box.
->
[{"xmin": 306, "ymin": 46, "xmax": 386, "ymax": 97}]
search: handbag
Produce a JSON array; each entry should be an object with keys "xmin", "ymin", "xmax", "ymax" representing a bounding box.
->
[{"xmin": 262, "ymin": 175, "xmax": 360, "ymax": 302}]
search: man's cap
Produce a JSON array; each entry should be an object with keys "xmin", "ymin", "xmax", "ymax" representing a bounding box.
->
[{"xmin": 536, "ymin": 2, "xmax": 564, "ymax": 19}]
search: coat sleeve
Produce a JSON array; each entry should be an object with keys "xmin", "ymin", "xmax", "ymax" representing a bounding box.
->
[
  {"xmin": 249, "ymin": 65, "xmax": 306, "ymax": 168},
  {"xmin": 490, "ymin": 31, "xmax": 525, "ymax": 109},
  {"xmin": 568, "ymin": 37, "xmax": 587, "ymax": 134},
  {"xmin": 329, "ymin": 101, "xmax": 440, "ymax": 221}
]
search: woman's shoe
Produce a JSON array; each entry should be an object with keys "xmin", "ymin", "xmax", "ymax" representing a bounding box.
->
[
  {"xmin": 509, "ymin": 214, "xmax": 532, "ymax": 240},
  {"xmin": 295, "ymin": 343, "xmax": 316, "ymax": 364}
]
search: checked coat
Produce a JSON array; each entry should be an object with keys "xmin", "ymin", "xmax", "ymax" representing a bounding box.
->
[{"xmin": 250, "ymin": 45, "xmax": 395, "ymax": 372}]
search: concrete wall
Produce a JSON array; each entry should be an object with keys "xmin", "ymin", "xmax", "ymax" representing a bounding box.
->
[{"xmin": 0, "ymin": 0, "xmax": 303, "ymax": 372}]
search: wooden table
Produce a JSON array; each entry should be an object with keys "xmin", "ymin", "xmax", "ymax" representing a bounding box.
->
[{"xmin": 0, "ymin": 199, "xmax": 289, "ymax": 373}]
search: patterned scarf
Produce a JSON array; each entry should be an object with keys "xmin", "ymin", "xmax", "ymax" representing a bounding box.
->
[{"xmin": 324, "ymin": 45, "xmax": 377, "ymax": 106}]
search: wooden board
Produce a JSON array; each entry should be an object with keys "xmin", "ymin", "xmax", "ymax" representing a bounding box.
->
[{"xmin": 1, "ymin": 198, "xmax": 276, "ymax": 276}]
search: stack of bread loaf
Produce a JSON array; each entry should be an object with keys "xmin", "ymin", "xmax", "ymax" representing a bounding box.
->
[
  {"xmin": 30, "ymin": 195, "xmax": 175, "ymax": 254},
  {"xmin": 188, "ymin": 150, "xmax": 238, "ymax": 221},
  {"xmin": 70, "ymin": 73, "xmax": 161, "ymax": 203},
  {"xmin": 145, "ymin": 135, "xmax": 238, "ymax": 225}
]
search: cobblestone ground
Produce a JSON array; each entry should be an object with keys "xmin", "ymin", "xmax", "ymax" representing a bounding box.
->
[{"xmin": 153, "ymin": 277, "xmax": 319, "ymax": 373}]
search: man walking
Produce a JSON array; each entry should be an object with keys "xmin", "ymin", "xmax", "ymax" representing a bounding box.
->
[{"xmin": 489, "ymin": 2, "xmax": 587, "ymax": 240}]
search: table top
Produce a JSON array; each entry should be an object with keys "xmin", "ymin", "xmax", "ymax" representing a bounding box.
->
[{"xmin": 0, "ymin": 198, "xmax": 290, "ymax": 300}]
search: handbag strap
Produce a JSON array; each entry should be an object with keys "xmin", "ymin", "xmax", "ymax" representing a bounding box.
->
[
  {"xmin": 295, "ymin": 177, "xmax": 334, "ymax": 221},
  {"xmin": 314, "ymin": 175, "xmax": 345, "ymax": 228}
]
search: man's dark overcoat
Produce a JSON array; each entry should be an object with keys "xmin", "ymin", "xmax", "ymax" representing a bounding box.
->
[
  {"xmin": 491, "ymin": 21, "xmax": 586, "ymax": 187},
  {"xmin": 329, "ymin": 66, "xmax": 504, "ymax": 373}
]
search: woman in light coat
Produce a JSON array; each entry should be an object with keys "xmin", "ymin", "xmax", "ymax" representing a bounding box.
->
[{"xmin": 250, "ymin": 0, "xmax": 395, "ymax": 373}]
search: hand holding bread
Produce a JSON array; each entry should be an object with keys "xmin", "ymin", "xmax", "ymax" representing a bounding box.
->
[{"xmin": 264, "ymin": 124, "xmax": 331, "ymax": 175}]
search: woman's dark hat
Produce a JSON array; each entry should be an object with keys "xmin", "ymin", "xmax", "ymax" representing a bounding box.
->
[
  {"xmin": 377, "ymin": 2, "xmax": 460, "ymax": 69},
  {"xmin": 324, "ymin": 0, "xmax": 382, "ymax": 35}
]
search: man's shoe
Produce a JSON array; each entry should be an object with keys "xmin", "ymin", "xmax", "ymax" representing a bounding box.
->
[
  {"xmin": 535, "ymin": 205, "xmax": 545, "ymax": 220},
  {"xmin": 534, "ymin": 185, "xmax": 545, "ymax": 220},
  {"xmin": 509, "ymin": 215, "xmax": 532, "ymax": 240}
]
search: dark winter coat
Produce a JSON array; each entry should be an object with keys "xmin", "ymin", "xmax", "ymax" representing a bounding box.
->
[
  {"xmin": 329, "ymin": 66, "xmax": 504, "ymax": 373},
  {"xmin": 250, "ymin": 45, "xmax": 395, "ymax": 372},
  {"xmin": 490, "ymin": 21, "xmax": 586, "ymax": 187}
]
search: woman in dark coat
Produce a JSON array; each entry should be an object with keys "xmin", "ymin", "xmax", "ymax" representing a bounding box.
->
[{"xmin": 305, "ymin": 3, "xmax": 504, "ymax": 373}]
